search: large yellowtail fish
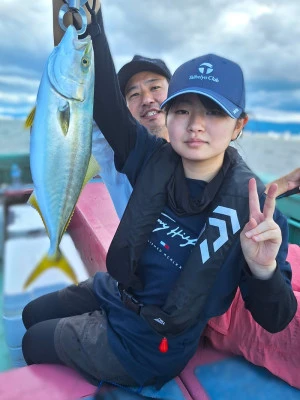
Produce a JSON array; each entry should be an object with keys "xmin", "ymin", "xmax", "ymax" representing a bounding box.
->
[{"xmin": 24, "ymin": 25, "xmax": 99, "ymax": 289}]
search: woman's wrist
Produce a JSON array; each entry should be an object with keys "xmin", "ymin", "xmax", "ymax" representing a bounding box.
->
[{"xmin": 247, "ymin": 261, "xmax": 277, "ymax": 280}]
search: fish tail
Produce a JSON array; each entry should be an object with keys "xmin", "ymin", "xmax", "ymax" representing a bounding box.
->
[{"xmin": 23, "ymin": 249, "xmax": 78, "ymax": 289}]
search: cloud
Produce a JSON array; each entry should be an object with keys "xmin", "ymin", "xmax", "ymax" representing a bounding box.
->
[
  {"xmin": 0, "ymin": 2, "xmax": 52, "ymax": 73},
  {"xmin": 0, "ymin": 1, "xmax": 53, "ymax": 118},
  {"xmin": 1, "ymin": 0, "xmax": 300, "ymax": 121}
]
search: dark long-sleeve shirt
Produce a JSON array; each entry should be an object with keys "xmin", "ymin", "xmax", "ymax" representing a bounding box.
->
[{"xmin": 88, "ymin": 9, "xmax": 297, "ymax": 386}]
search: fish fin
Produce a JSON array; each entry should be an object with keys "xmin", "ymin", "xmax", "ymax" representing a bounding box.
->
[
  {"xmin": 24, "ymin": 106, "xmax": 36, "ymax": 129},
  {"xmin": 27, "ymin": 191, "xmax": 49, "ymax": 236},
  {"xmin": 23, "ymin": 248, "xmax": 78, "ymax": 289},
  {"xmin": 57, "ymin": 101, "xmax": 70, "ymax": 136},
  {"xmin": 82, "ymin": 154, "xmax": 101, "ymax": 187}
]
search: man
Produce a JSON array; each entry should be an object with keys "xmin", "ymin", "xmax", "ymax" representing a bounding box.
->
[
  {"xmin": 52, "ymin": 0, "xmax": 300, "ymax": 389},
  {"xmin": 117, "ymin": 55, "xmax": 170, "ymax": 140}
]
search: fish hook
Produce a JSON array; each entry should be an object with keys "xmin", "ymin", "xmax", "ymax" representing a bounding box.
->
[{"xmin": 58, "ymin": 0, "xmax": 89, "ymax": 35}]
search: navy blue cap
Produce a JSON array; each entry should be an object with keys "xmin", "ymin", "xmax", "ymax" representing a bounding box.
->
[
  {"xmin": 161, "ymin": 54, "xmax": 245, "ymax": 118},
  {"xmin": 118, "ymin": 55, "xmax": 172, "ymax": 96}
]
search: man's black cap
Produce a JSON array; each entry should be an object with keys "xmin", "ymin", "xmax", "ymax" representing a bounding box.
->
[{"xmin": 117, "ymin": 55, "xmax": 172, "ymax": 96}]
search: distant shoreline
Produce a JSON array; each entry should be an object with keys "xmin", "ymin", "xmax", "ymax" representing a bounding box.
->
[{"xmin": 244, "ymin": 130, "xmax": 300, "ymax": 139}]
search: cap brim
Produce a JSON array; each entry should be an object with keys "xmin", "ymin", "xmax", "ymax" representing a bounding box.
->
[{"xmin": 160, "ymin": 88, "xmax": 243, "ymax": 119}]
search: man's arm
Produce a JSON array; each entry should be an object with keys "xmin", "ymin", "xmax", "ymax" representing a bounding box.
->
[
  {"xmin": 52, "ymin": 0, "xmax": 138, "ymax": 169},
  {"xmin": 52, "ymin": 1, "xmax": 70, "ymax": 45},
  {"xmin": 266, "ymin": 167, "xmax": 300, "ymax": 197},
  {"xmin": 91, "ymin": 121, "xmax": 133, "ymax": 219}
]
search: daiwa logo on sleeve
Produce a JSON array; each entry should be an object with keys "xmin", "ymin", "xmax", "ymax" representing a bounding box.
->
[{"xmin": 190, "ymin": 63, "xmax": 219, "ymax": 82}]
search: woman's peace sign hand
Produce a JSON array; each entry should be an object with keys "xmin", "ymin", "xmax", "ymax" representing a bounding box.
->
[{"xmin": 240, "ymin": 178, "xmax": 282, "ymax": 280}]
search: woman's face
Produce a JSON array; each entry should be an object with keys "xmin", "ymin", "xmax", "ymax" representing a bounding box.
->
[{"xmin": 166, "ymin": 94, "xmax": 246, "ymax": 180}]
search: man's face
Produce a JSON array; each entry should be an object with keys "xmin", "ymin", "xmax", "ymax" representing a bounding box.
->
[{"xmin": 125, "ymin": 71, "xmax": 169, "ymax": 139}]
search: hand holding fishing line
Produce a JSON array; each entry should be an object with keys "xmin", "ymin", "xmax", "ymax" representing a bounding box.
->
[
  {"xmin": 53, "ymin": 0, "xmax": 101, "ymax": 45},
  {"xmin": 240, "ymin": 178, "xmax": 282, "ymax": 280},
  {"xmin": 58, "ymin": 0, "xmax": 100, "ymax": 35},
  {"xmin": 58, "ymin": 0, "xmax": 88, "ymax": 34}
]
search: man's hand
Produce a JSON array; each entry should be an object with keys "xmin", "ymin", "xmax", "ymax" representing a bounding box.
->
[
  {"xmin": 240, "ymin": 178, "xmax": 282, "ymax": 280},
  {"xmin": 265, "ymin": 167, "xmax": 300, "ymax": 197}
]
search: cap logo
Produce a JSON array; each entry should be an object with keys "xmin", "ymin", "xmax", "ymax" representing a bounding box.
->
[
  {"xmin": 189, "ymin": 62, "xmax": 219, "ymax": 83},
  {"xmin": 198, "ymin": 63, "xmax": 213, "ymax": 74}
]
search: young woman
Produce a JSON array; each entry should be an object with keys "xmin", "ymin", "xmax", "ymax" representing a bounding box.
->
[{"xmin": 22, "ymin": 5, "xmax": 297, "ymax": 389}]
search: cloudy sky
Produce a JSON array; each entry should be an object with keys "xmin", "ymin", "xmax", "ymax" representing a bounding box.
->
[{"xmin": 1, "ymin": 0, "xmax": 300, "ymax": 122}]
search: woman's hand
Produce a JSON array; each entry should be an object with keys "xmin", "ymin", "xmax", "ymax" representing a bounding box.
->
[{"xmin": 240, "ymin": 178, "xmax": 282, "ymax": 280}]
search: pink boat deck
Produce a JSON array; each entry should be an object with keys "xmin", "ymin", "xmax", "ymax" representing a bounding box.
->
[{"xmin": 68, "ymin": 182, "xmax": 119, "ymax": 275}]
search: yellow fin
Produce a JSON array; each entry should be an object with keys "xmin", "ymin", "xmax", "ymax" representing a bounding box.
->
[
  {"xmin": 23, "ymin": 249, "xmax": 78, "ymax": 289},
  {"xmin": 82, "ymin": 154, "xmax": 101, "ymax": 187},
  {"xmin": 24, "ymin": 106, "xmax": 36, "ymax": 129},
  {"xmin": 27, "ymin": 191, "xmax": 49, "ymax": 236}
]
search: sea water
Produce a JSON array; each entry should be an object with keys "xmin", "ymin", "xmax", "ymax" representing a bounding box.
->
[
  {"xmin": 0, "ymin": 118, "xmax": 299, "ymax": 177},
  {"xmin": 0, "ymin": 119, "xmax": 30, "ymax": 155},
  {"xmin": 233, "ymin": 132, "xmax": 300, "ymax": 178}
]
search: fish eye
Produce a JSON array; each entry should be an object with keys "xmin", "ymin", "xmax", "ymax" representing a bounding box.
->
[{"xmin": 81, "ymin": 57, "xmax": 90, "ymax": 67}]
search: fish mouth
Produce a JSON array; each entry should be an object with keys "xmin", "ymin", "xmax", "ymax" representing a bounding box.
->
[
  {"xmin": 64, "ymin": 25, "xmax": 92, "ymax": 52},
  {"xmin": 74, "ymin": 36, "xmax": 92, "ymax": 51}
]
